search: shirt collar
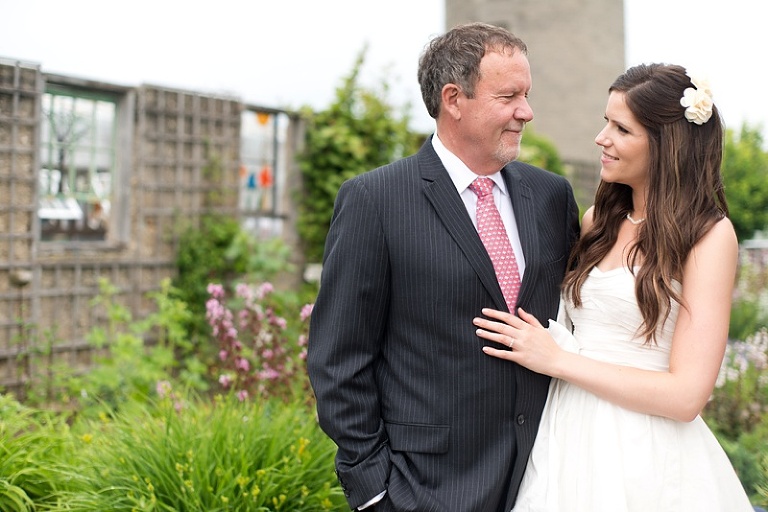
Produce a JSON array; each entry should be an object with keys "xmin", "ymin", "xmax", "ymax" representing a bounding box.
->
[{"xmin": 431, "ymin": 133, "xmax": 509, "ymax": 196}]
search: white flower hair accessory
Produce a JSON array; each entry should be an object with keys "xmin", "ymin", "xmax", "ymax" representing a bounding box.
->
[{"xmin": 680, "ymin": 74, "xmax": 714, "ymax": 125}]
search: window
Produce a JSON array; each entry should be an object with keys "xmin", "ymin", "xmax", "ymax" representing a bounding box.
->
[
  {"xmin": 239, "ymin": 108, "xmax": 290, "ymax": 237},
  {"xmin": 39, "ymin": 85, "xmax": 120, "ymax": 242}
]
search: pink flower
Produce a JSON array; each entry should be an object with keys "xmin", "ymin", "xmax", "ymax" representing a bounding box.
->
[
  {"xmin": 207, "ymin": 283, "xmax": 225, "ymax": 299},
  {"xmin": 156, "ymin": 380, "xmax": 172, "ymax": 398},
  {"xmin": 300, "ymin": 303, "xmax": 314, "ymax": 322},
  {"xmin": 258, "ymin": 367, "xmax": 281, "ymax": 381},
  {"xmin": 235, "ymin": 282, "xmax": 252, "ymax": 300},
  {"xmin": 255, "ymin": 282, "xmax": 274, "ymax": 300},
  {"xmin": 219, "ymin": 350, "xmax": 228, "ymax": 361},
  {"xmin": 235, "ymin": 357, "xmax": 250, "ymax": 372},
  {"xmin": 219, "ymin": 374, "xmax": 233, "ymax": 388},
  {"xmin": 237, "ymin": 390, "xmax": 249, "ymax": 402}
]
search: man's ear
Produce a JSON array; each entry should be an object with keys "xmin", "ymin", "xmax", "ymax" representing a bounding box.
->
[{"xmin": 441, "ymin": 83, "xmax": 462, "ymax": 121}]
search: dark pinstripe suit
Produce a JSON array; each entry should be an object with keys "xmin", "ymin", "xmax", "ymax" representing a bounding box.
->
[{"xmin": 308, "ymin": 137, "xmax": 579, "ymax": 511}]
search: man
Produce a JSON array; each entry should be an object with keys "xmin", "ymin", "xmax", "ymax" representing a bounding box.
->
[{"xmin": 308, "ymin": 22, "xmax": 579, "ymax": 512}]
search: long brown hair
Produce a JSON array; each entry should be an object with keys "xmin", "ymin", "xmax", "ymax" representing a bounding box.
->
[{"xmin": 563, "ymin": 63, "xmax": 727, "ymax": 342}]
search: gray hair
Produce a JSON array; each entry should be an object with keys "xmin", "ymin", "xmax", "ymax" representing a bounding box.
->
[{"xmin": 417, "ymin": 22, "xmax": 528, "ymax": 119}]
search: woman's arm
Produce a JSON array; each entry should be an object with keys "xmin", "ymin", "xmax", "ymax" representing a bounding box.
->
[{"xmin": 476, "ymin": 217, "xmax": 738, "ymax": 422}]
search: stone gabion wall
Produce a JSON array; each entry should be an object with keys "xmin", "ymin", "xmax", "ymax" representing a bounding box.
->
[
  {"xmin": 0, "ymin": 58, "xmax": 303, "ymax": 396},
  {"xmin": 0, "ymin": 60, "xmax": 41, "ymax": 392}
]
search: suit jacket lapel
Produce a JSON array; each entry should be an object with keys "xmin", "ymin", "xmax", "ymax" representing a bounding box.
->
[
  {"xmin": 418, "ymin": 144, "xmax": 508, "ymax": 311},
  {"xmin": 502, "ymin": 163, "xmax": 540, "ymax": 309}
]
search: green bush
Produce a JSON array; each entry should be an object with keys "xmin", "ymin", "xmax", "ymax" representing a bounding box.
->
[
  {"xmin": 0, "ymin": 394, "xmax": 93, "ymax": 511},
  {"xmin": 706, "ymin": 329, "xmax": 768, "ymax": 439},
  {"xmin": 722, "ymin": 124, "xmax": 768, "ymax": 242},
  {"xmin": 297, "ymin": 49, "xmax": 421, "ymax": 263},
  {"xmin": 70, "ymin": 392, "xmax": 345, "ymax": 511},
  {"xmin": 730, "ymin": 260, "xmax": 768, "ymax": 341},
  {"xmin": 518, "ymin": 130, "xmax": 565, "ymax": 177},
  {"xmin": 1, "ymin": 392, "xmax": 345, "ymax": 511},
  {"xmin": 174, "ymin": 214, "xmax": 250, "ymax": 343},
  {"xmin": 705, "ymin": 328, "xmax": 768, "ymax": 506}
]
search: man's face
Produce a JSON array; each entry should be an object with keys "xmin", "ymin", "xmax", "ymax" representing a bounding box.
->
[{"xmin": 456, "ymin": 50, "xmax": 534, "ymax": 174}]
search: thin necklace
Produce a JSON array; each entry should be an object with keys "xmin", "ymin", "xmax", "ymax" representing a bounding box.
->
[{"xmin": 626, "ymin": 213, "xmax": 646, "ymax": 225}]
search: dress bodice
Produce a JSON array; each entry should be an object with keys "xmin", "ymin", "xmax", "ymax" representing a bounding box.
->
[{"xmin": 564, "ymin": 266, "xmax": 680, "ymax": 372}]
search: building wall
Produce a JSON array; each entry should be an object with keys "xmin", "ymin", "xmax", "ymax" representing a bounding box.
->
[
  {"xmin": 445, "ymin": 0, "xmax": 626, "ymax": 206},
  {"xmin": 0, "ymin": 58, "xmax": 305, "ymax": 395}
]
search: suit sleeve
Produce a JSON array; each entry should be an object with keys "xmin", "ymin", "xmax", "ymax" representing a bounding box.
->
[{"xmin": 307, "ymin": 177, "xmax": 391, "ymax": 508}]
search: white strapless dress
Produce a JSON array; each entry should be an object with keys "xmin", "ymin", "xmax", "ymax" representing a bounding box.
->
[{"xmin": 513, "ymin": 266, "xmax": 754, "ymax": 511}]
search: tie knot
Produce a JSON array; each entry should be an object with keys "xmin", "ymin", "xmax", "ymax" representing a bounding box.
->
[{"xmin": 469, "ymin": 177, "xmax": 494, "ymax": 198}]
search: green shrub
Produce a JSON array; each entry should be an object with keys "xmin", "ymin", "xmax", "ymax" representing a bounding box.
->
[
  {"xmin": 705, "ymin": 328, "xmax": 768, "ymax": 506},
  {"xmin": 518, "ymin": 130, "xmax": 565, "ymax": 177},
  {"xmin": 297, "ymin": 49, "xmax": 421, "ymax": 263},
  {"xmin": 174, "ymin": 214, "xmax": 249, "ymax": 343},
  {"xmin": 71, "ymin": 392, "xmax": 345, "ymax": 511},
  {"xmin": 705, "ymin": 329, "xmax": 768, "ymax": 439},
  {"xmin": 64, "ymin": 278, "xmax": 191, "ymax": 417},
  {"xmin": 0, "ymin": 394, "xmax": 93, "ymax": 511},
  {"xmin": 2, "ymin": 391, "xmax": 345, "ymax": 511},
  {"xmin": 717, "ymin": 431, "xmax": 768, "ymax": 507}
]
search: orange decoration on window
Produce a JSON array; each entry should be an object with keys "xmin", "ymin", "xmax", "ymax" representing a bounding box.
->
[
  {"xmin": 256, "ymin": 112, "xmax": 271, "ymax": 126},
  {"xmin": 259, "ymin": 165, "xmax": 274, "ymax": 188}
]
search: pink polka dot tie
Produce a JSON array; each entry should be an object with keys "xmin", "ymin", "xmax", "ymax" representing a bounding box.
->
[{"xmin": 469, "ymin": 177, "xmax": 521, "ymax": 313}]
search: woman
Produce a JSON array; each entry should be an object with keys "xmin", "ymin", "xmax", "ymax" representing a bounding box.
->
[{"xmin": 474, "ymin": 63, "xmax": 754, "ymax": 510}]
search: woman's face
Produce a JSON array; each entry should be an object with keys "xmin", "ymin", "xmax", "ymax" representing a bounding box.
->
[{"xmin": 594, "ymin": 91, "xmax": 650, "ymax": 190}]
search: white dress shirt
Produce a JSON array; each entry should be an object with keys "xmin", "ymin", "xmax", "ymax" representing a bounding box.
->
[{"xmin": 432, "ymin": 133, "xmax": 526, "ymax": 277}]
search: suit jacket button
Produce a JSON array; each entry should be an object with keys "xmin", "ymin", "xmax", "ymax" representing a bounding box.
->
[{"xmin": 516, "ymin": 414, "xmax": 525, "ymax": 425}]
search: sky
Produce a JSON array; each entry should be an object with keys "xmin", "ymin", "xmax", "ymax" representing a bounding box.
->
[{"xmin": 1, "ymin": 0, "xmax": 765, "ymax": 140}]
